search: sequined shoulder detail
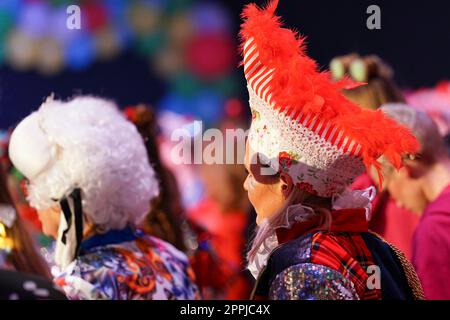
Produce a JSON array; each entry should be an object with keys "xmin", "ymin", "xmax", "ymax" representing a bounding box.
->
[{"xmin": 269, "ymin": 263, "xmax": 359, "ymax": 300}]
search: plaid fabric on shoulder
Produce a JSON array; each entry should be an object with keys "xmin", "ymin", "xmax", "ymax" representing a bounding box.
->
[{"xmin": 310, "ymin": 232, "xmax": 382, "ymax": 300}]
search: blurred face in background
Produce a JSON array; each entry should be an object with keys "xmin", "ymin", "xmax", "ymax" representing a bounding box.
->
[
  {"xmin": 372, "ymin": 106, "xmax": 446, "ymax": 215},
  {"xmin": 200, "ymin": 163, "xmax": 238, "ymax": 213},
  {"xmin": 243, "ymin": 143, "xmax": 292, "ymax": 225},
  {"xmin": 199, "ymin": 128, "xmax": 249, "ymax": 214},
  {"xmin": 378, "ymin": 160, "xmax": 428, "ymax": 214}
]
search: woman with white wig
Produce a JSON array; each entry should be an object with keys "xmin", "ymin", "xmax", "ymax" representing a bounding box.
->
[{"xmin": 8, "ymin": 96, "xmax": 200, "ymax": 300}]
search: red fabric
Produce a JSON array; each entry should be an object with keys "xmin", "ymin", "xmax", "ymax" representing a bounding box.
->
[
  {"xmin": 276, "ymin": 208, "xmax": 368, "ymax": 245},
  {"xmin": 413, "ymin": 184, "xmax": 450, "ymax": 300},
  {"xmin": 16, "ymin": 203, "xmax": 42, "ymax": 231},
  {"xmin": 123, "ymin": 106, "xmax": 138, "ymax": 122},
  {"xmin": 311, "ymin": 233, "xmax": 381, "ymax": 300},
  {"xmin": 352, "ymin": 174, "xmax": 419, "ymax": 260},
  {"xmin": 189, "ymin": 199, "xmax": 247, "ymax": 266}
]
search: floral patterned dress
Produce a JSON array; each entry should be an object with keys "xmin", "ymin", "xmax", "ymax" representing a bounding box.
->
[{"xmin": 53, "ymin": 227, "xmax": 200, "ymax": 300}]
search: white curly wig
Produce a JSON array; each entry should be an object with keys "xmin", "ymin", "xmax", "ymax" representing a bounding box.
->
[{"xmin": 10, "ymin": 96, "xmax": 159, "ymax": 232}]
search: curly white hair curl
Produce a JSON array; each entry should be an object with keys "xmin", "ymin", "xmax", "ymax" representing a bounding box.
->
[{"xmin": 27, "ymin": 96, "xmax": 159, "ymax": 232}]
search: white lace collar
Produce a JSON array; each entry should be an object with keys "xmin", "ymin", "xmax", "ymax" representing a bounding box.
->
[{"xmin": 248, "ymin": 187, "xmax": 376, "ymax": 279}]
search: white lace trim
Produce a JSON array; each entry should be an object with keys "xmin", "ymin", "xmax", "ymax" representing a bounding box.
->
[{"xmin": 333, "ymin": 186, "xmax": 376, "ymax": 221}]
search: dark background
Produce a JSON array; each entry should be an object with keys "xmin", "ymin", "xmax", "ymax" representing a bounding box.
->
[
  {"xmin": 231, "ymin": 0, "xmax": 450, "ymax": 87},
  {"xmin": 0, "ymin": 0, "xmax": 449, "ymax": 128}
]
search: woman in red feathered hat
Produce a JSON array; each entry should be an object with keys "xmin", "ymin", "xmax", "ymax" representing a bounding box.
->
[{"xmin": 240, "ymin": 0, "xmax": 424, "ymax": 300}]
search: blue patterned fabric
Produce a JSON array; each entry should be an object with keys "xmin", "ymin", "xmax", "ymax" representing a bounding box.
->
[{"xmin": 54, "ymin": 230, "xmax": 200, "ymax": 300}]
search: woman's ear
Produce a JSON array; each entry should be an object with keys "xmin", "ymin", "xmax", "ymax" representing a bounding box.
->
[{"xmin": 279, "ymin": 172, "xmax": 294, "ymax": 199}]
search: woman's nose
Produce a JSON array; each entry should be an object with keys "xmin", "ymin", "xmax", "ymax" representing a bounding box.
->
[{"xmin": 243, "ymin": 176, "xmax": 249, "ymax": 191}]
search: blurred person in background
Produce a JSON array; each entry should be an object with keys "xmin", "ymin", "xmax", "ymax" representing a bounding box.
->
[
  {"xmin": 1, "ymin": 133, "xmax": 55, "ymax": 267},
  {"xmin": 187, "ymin": 115, "xmax": 252, "ymax": 300},
  {"xmin": 8, "ymin": 96, "xmax": 200, "ymax": 300},
  {"xmin": 330, "ymin": 53, "xmax": 405, "ymax": 110},
  {"xmin": 446, "ymin": 134, "xmax": 450, "ymax": 153},
  {"xmin": 0, "ymin": 162, "xmax": 51, "ymax": 278},
  {"xmin": 331, "ymin": 53, "xmax": 420, "ymax": 260},
  {"xmin": 125, "ymin": 104, "xmax": 186, "ymax": 252},
  {"xmin": 1, "ymin": 157, "xmax": 66, "ymax": 300},
  {"xmin": 379, "ymin": 103, "xmax": 450, "ymax": 300}
]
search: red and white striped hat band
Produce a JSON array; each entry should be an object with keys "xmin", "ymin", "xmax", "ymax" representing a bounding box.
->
[{"xmin": 240, "ymin": 0, "xmax": 419, "ymax": 197}]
